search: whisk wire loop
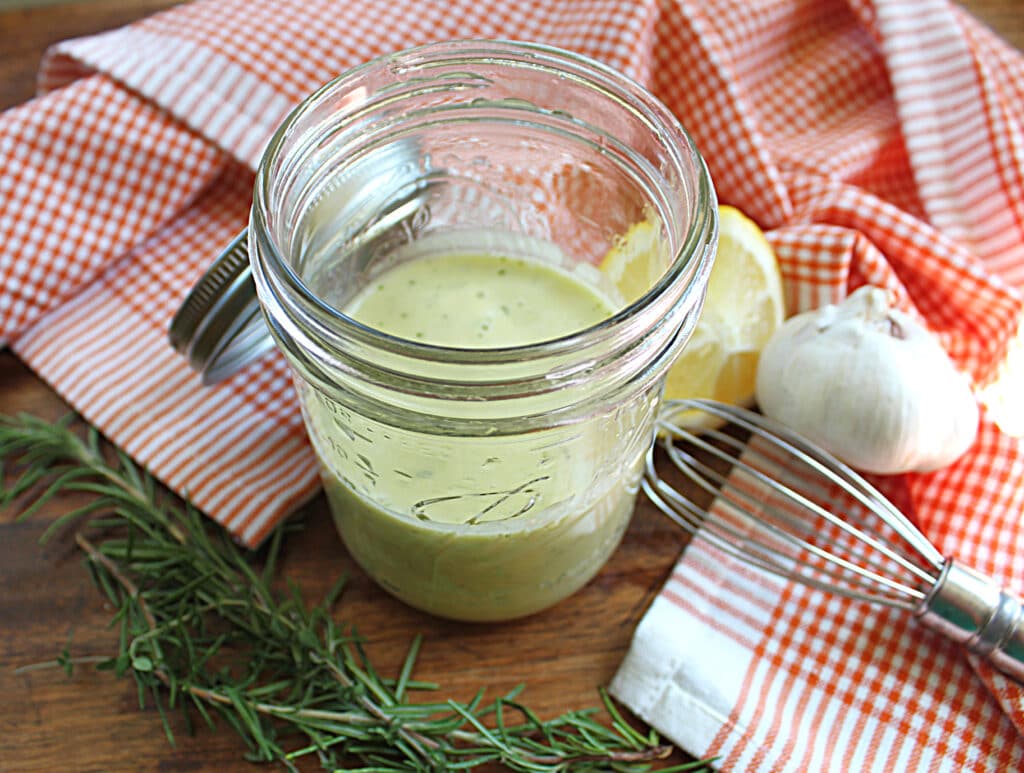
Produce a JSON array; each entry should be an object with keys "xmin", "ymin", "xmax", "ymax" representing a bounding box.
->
[
  {"xmin": 660, "ymin": 435, "xmax": 931, "ymax": 605},
  {"xmin": 656, "ymin": 402, "xmax": 943, "ymax": 570},
  {"xmin": 692, "ymin": 418, "xmax": 938, "ymax": 587},
  {"xmin": 641, "ymin": 455, "xmax": 841, "ymax": 589},
  {"xmin": 685, "ymin": 400, "xmax": 943, "ymax": 566}
]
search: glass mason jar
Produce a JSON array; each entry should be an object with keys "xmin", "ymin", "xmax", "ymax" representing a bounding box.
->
[{"xmin": 249, "ymin": 40, "xmax": 717, "ymax": 622}]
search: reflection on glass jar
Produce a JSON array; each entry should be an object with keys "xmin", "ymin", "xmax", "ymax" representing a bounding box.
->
[{"xmin": 250, "ymin": 40, "xmax": 718, "ymax": 621}]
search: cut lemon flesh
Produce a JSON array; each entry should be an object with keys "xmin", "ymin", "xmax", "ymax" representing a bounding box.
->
[
  {"xmin": 598, "ymin": 219, "xmax": 664, "ymax": 305},
  {"xmin": 600, "ymin": 205, "xmax": 785, "ymax": 424}
]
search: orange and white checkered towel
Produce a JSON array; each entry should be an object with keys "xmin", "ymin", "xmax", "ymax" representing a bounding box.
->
[{"xmin": 2, "ymin": 0, "xmax": 1023, "ymax": 769}]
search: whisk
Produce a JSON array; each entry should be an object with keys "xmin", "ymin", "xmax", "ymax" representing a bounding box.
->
[{"xmin": 644, "ymin": 398, "xmax": 1024, "ymax": 683}]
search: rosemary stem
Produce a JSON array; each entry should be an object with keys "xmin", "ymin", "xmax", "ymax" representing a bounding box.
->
[
  {"xmin": 76, "ymin": 532, "xmax": 157, "ymax": 629},
  {"xmin": 313, "ymin": 651, "xmax": 439, "ymax": 758},
  {"xmin": 149, "ymin": 669, "xmax": 375, "ymax": 727},
  {"xmin": 14, "ymin": 656, "xmax": 109, "ymax": 674}
]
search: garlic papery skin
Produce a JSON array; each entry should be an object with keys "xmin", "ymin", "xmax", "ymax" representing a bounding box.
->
[{"xmin": 754, "ymin": 286, "xmax": 979, "ymax": 475}]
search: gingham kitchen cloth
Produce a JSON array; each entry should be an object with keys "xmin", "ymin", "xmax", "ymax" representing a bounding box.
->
[{"xmin": 1, "ymin": 0, "xmax": 1023, "ymax": 770}]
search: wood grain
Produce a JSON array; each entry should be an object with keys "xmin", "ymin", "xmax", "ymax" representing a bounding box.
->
[
  {"xmin": 0, "ymin": 2, "xmax": 1021, "ymax": 772},
  {"xmin": 963, "ymin": 0, "xmax": 1024, "ymax": 50}
]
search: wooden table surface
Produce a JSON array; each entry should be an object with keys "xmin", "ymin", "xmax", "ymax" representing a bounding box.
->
[{"xmin": 1, "ymin": 2, "xmax": 1021, "ymax": 772}]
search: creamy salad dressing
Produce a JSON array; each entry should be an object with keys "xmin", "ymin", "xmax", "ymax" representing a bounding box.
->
[
  {"xmin": 306, "ymin": 250, "xmax": 649, "ymax": 621},
  {"xmin": 346, "ymin": 253, "xmax": 614, "ymax": 349}
]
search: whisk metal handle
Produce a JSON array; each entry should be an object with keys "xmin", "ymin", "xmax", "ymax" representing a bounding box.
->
[{"xmin": 918, "ymin": 560, "xmax": 1024, "ymax": 683}]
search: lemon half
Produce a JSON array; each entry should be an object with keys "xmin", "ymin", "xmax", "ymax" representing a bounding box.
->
[{"xmin": 600, "ymin": 205, "xmax": 785, "ymax": 420}]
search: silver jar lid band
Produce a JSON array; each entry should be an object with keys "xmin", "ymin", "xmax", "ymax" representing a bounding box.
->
[
  {"xmin": 169, "ymin": 137, "xmax": 428, "ymax": 383},
  {"xmin": 168, "ymin": 229, "xmax": 273, "ymax": 384}
]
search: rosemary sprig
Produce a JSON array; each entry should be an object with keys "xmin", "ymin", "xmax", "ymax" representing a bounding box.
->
[{"xmin": 0, "ymin": 413, "xmax": 710, "ymax": 772}]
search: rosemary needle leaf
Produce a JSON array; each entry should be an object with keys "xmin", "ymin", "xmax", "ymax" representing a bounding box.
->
[
  {"xmin": 394, "ymin": 634, "xmax": 422, "ymax": 702},
  {"xmin": 1, "ymin": 412, "xmax": 710, "ymax": 771}
]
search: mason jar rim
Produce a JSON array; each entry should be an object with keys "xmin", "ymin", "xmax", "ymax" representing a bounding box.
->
[{"xmin": 250, "ymin": 38, "xmax": 716, "ymax": 370}]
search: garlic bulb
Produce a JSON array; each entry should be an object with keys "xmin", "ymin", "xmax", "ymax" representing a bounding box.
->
[{"xmin": 755, "ymin": 286, "xmax": 979, "ymax": 474}]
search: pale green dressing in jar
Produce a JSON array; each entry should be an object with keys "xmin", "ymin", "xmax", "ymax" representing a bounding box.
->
[
  {"xmin": 306, "ymin": 251, "xmax": 646, "ymax": 621},
  {"xmin": 346, "ymin": 253, "xmax": 613, "ymax": 348}
]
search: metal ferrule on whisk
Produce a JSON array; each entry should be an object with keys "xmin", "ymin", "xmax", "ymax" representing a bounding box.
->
[{"xmin": 917, "ymin": 560, "xmax": 1024, "ymax": 682}]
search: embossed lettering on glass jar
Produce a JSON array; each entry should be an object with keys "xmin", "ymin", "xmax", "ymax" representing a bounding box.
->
[{"xmin": 249, "ymin": 40, "xmax": 717, "ymax": 621}]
